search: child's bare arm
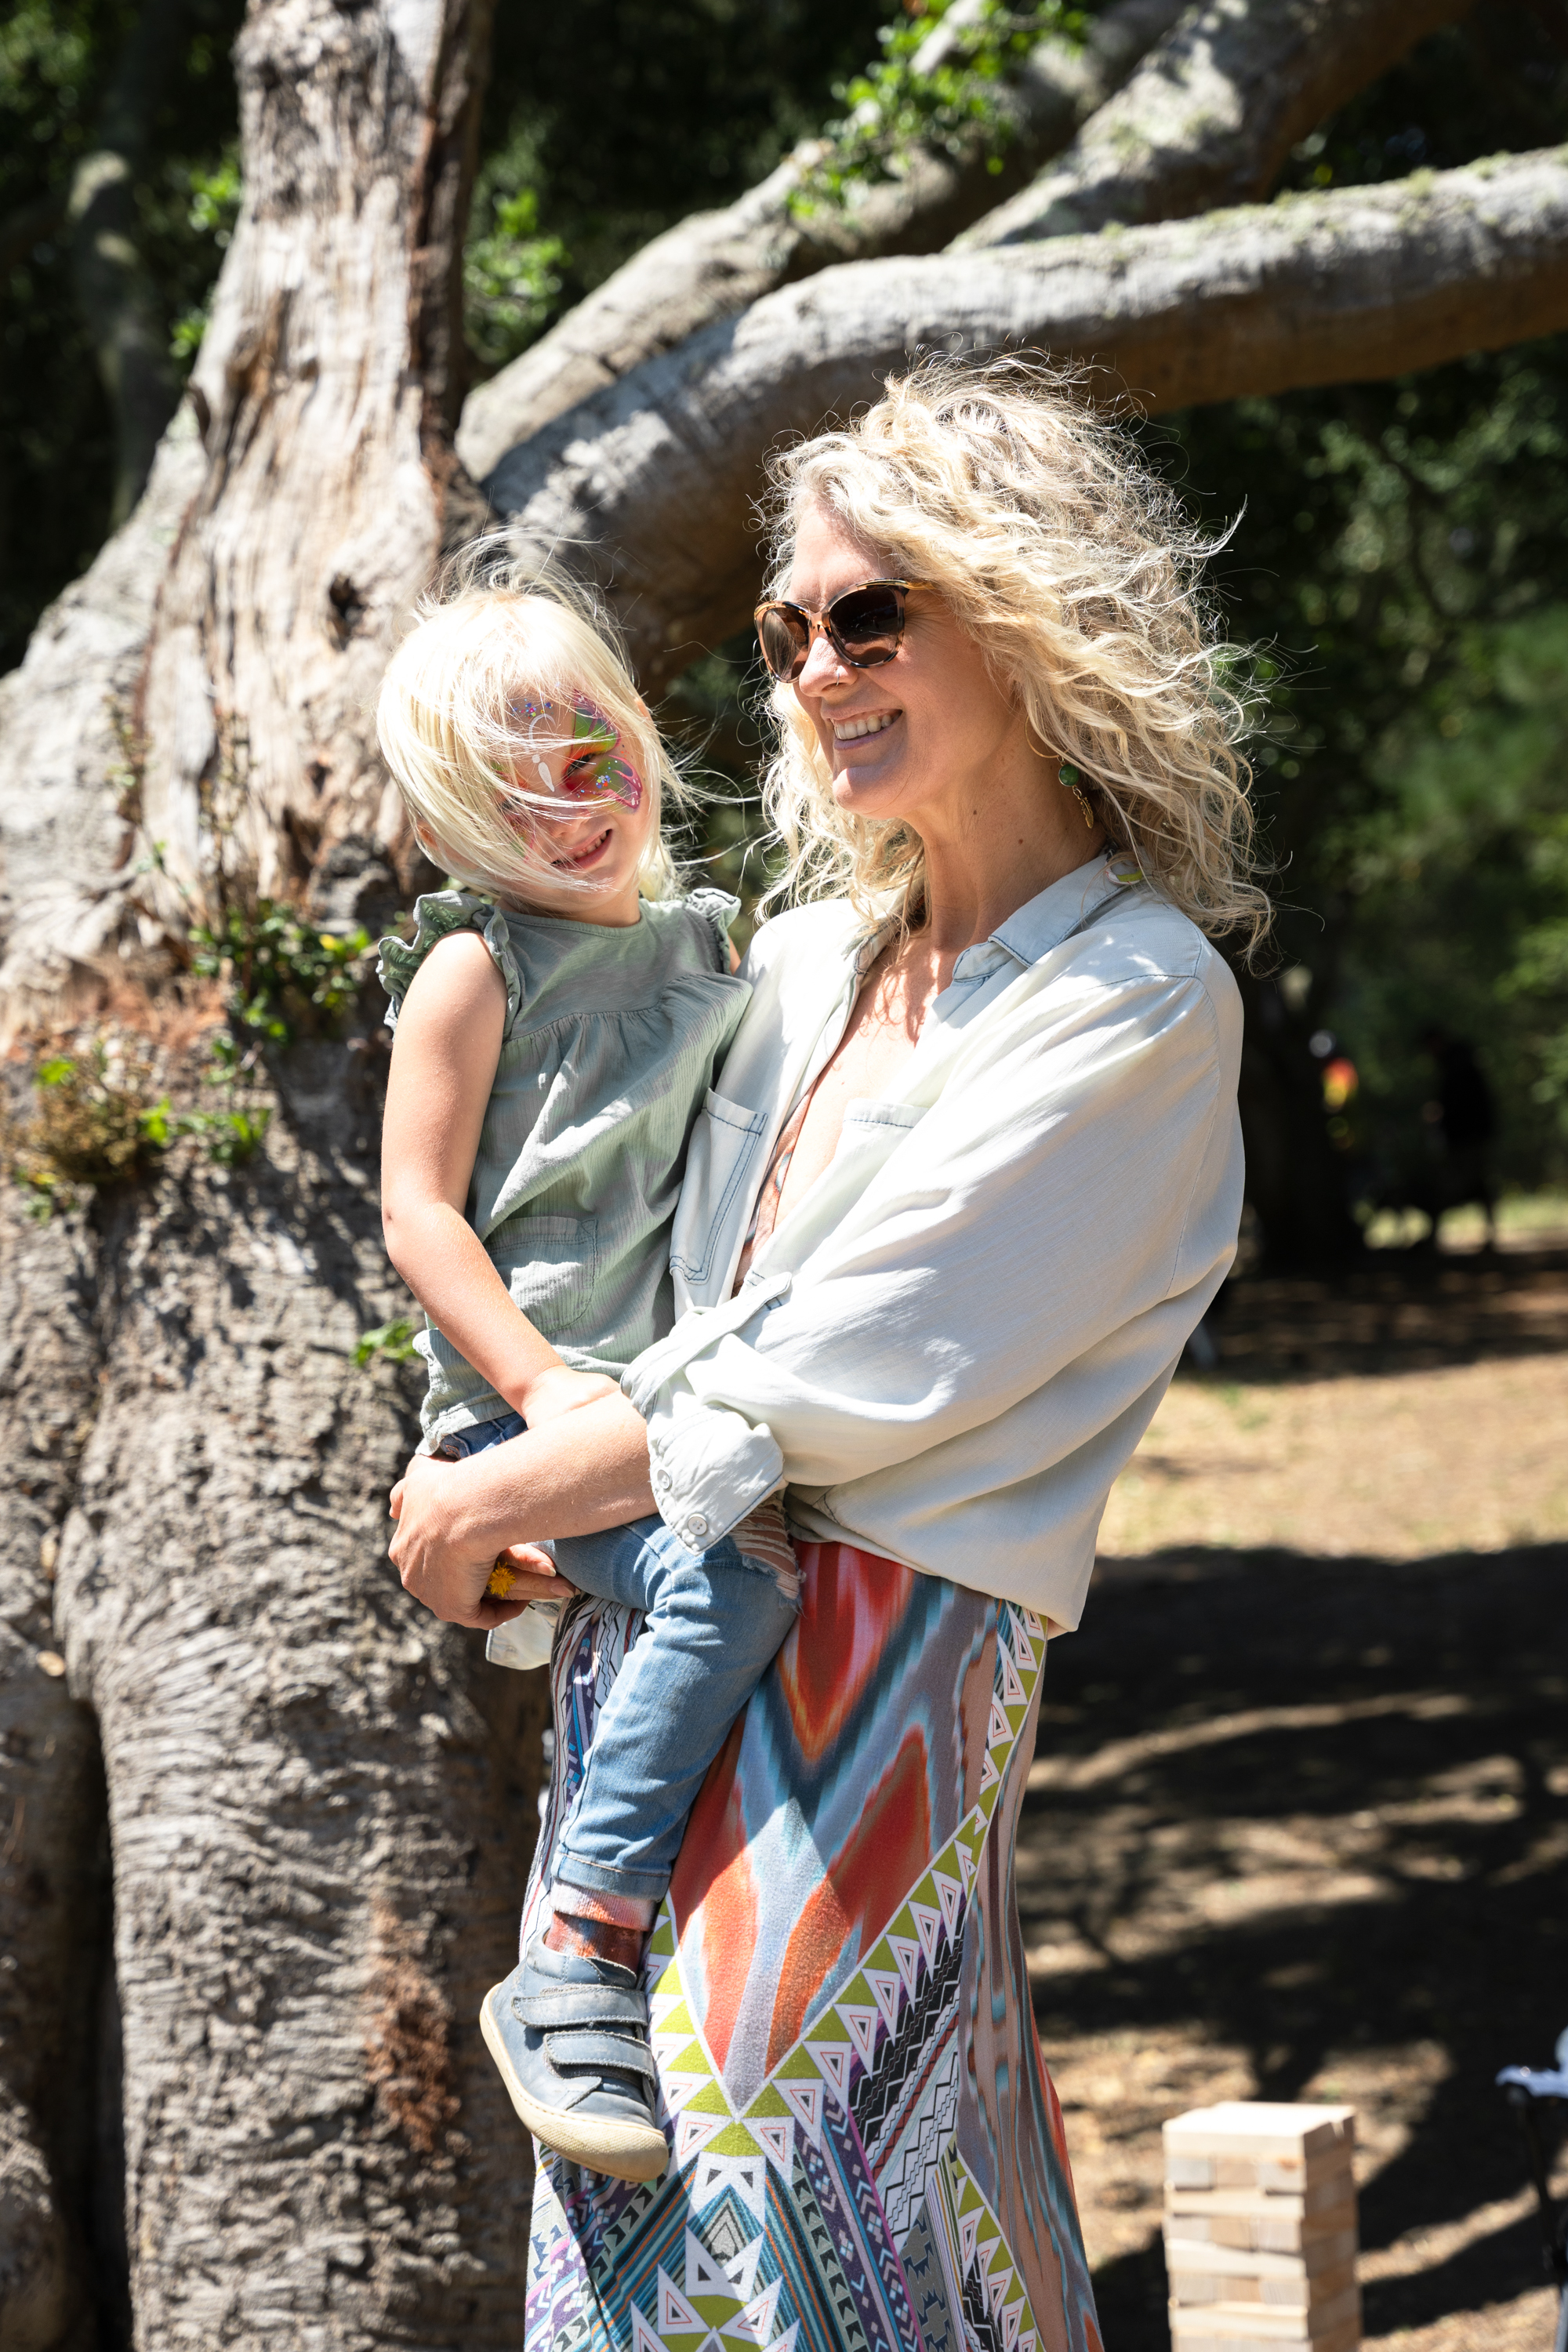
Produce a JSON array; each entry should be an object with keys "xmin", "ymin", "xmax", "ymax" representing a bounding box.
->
[{"xmin": 381, "ymin": 932, "xmax": 615, "ymax": 1422}]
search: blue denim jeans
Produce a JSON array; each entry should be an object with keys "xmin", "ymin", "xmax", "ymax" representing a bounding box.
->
[{"xmin": 434, "ymin": 1413, "xmax": 800, "ymax": 1906}]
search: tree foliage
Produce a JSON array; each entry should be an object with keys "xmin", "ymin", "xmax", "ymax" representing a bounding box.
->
[
  {"xmin": 0, "ymin": 0, "xmax": 244, "ymax": 669},
  {"xmin": 4, "ymin": 0, "xmax": 1568, "ymax": 1208}
]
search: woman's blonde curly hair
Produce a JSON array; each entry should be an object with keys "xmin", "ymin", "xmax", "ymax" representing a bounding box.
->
[{"xmin": 758, "ymin": 357, "xmax": 1270, "ymax": 949}]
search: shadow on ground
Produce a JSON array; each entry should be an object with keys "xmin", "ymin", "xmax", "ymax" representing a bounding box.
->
[{"xmin": 1022, "ymin": 1537, "xmax": 1567, "ymax": 2348}]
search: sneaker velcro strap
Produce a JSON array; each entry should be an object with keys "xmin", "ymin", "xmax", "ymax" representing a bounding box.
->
[
  {"xmin": 514, "ymin": 1981, "xmax": 649, "ymax": 2032},
  {"xmin": 543, "ymin": 2027, "xmax": 658, "ymax": 2087}
]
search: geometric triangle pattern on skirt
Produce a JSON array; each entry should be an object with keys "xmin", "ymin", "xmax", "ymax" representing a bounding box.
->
[{"xmin": 524, "ymin": 1542, "xmax": 1102, "ymax": 2352}]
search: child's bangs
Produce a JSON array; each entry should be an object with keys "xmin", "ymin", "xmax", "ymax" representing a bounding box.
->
[{"xmin": 379, "ymin": 576, "xmax": 683, "ymax": 905}]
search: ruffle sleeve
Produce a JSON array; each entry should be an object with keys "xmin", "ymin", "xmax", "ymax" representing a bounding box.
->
[
  {"xmin": 684, "ymin": 887, "xmax": 742, "ymax": 974},
  {"xmin": 376, "ymin": 891, "xmax": 524, "ymax": 1036}
]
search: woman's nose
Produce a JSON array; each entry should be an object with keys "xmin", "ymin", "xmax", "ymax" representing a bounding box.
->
[{"xmin": 795, "ymin": 626, "xmax": 843, "ymax": 695}]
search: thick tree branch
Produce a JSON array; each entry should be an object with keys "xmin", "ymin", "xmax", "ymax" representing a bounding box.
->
[
  {"xmin": 485, "ymin": 146, "xmax": 1568, "ymax": 688},
  {"xmin": 67, "ymin": 0, "xmax": 187, "ymax": 527},
  {"xmin": 454, "ymin": 0, "xmax": 1188, "ymax": 480},
  {"xmin": 959, "ymin": 0, "xmax": 1476, "ymax": 249}
]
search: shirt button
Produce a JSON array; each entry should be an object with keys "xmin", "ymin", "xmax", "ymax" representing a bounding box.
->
[
  {"xmin": 653, "ymin": 1468, "xmax": 670, "ymax": 1490},
  {"xmin": 685, "ymin": 1514, "xmax": 709, "ymax": 1541}
]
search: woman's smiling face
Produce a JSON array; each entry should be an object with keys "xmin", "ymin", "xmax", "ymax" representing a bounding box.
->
[{"xmin": 784, "ymin": 501, "xmax": 1033, "ymax": 839}]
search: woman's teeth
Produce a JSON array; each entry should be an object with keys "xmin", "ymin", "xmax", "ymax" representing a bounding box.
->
[{"xmin": 833, "ymin": 711, "xmax": 899, "ymax": 742}]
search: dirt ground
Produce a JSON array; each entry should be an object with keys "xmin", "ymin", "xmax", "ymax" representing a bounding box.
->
[{"xmin": 1025, "ymin": 1237, "xmax": 1568, "ymax": 2351}]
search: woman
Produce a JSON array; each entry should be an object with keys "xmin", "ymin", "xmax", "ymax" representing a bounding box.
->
[{"xmin": 390, "ymin": 360, "xmax": 1263, "ymax": 2352}]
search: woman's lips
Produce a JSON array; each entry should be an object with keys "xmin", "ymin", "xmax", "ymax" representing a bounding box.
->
[{"xmin": 833, "ymin": 708, "xmax": 901, "ymax": 743}]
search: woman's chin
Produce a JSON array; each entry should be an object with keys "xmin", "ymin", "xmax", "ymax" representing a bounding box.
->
[{"xmin": 830, "ymin": 761, "xmax": 911, "ymax": 820}]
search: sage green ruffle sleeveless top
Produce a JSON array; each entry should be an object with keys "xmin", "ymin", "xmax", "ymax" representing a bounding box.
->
[{"xmin": 378, "ymin": 888, "xmax": 749, "ymax": 1446}]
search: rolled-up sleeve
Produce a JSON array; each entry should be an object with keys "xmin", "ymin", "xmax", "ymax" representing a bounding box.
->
[{"xmin": 625, "ymin": 956, "xmax": 1240, "ymax": 1555}]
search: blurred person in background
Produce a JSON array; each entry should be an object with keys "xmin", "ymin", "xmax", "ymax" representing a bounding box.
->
[{"xmin": 1417, "ymin": 1024, "xmax": 1499, "ymax": 1245}]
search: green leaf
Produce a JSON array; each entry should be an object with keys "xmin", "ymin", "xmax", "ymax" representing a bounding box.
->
[{"xmin": 354, "ymin": 1317, "xmax": 419, "ymax": 1368}]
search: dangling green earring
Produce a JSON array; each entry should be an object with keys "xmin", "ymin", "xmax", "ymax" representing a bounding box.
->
[{"xmin": 1059, "ymin": 760, "xmax": 1096, "ymax": 829}]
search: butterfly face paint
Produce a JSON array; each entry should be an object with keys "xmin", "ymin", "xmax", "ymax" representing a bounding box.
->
[
  {"xmin": 504, "ymin": 692, "xmax": 643, "ymax": 814},
  {"xmin": 563, "ymin": 696, "xmax": 643, "ymax": 810}
]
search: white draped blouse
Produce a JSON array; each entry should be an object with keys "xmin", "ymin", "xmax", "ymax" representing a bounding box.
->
[{"xmin": 620, "ymin": 853, "xmax": 1244, "ymax": 1632}]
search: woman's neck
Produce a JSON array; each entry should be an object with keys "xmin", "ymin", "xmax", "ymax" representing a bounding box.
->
[
  {"xmin": 895, "ymin": 739, "xmax": 1105, "ymax": 971},
  {"xmin": 909, "ymin": 800, "xmax": 1105, "ymax": 982}
]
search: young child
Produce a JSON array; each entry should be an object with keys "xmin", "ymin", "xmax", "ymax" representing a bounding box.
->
[{"xmin": 374, "ymin": 564, "xmax": 800, "ymax": 2183}]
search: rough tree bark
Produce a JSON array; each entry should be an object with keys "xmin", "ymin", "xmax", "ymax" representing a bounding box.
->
[
  {"xmin": 0, "ymin": 0, "xmax": 554, "ymax": 2344},
  {"xmin": 485, "ymin": 145, "xmax": 1568, "ymax": 688},
  {"xmin": 1, "ymin": 1207, "xmax": 115, "ymax": 2352},
  {"xmin": 958, "ymin": 0, "xmax": 1476, "ymax": 248},
  {"xmin": 454, "ymin": 0, "xmax": 1189, "ymax": 480}
]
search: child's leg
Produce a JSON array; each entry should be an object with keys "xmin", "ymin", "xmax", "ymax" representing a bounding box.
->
[
  {"xmin": 478, "ymin": 1512, "xmax": 798, "ymax": 2181},
  {"xmin": 546, "ymin": 1512, "xmax": 800, "ymax": 1922}
]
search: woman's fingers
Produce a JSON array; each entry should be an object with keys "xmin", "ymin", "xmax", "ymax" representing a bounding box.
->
[{"xmin": 388, "ymin": 1451, "xmax": 507, "ymax": 1628}]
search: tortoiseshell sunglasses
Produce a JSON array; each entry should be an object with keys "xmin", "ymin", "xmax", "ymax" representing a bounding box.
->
[{"xmin": 753, "ymin": 579, "xmax": 931, "ymax": 684}]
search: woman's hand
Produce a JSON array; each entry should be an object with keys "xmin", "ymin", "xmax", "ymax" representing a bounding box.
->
[
  {"xmin": 388, "ymin": 1393, "xmax": 654, "ymax": 1628},
  {"xmin": 388, "ymin": 1452, "xmax": 568, "ymax": 1629}
]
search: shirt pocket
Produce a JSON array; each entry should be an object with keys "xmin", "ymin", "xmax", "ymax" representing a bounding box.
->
[
  {"xmin": 503, "ymin": 1213, "xmax": 599, "ymax": 1331},
  {"xmin": 670, "ymin": 1088, "xmax": 768, "ymax": 1294}
]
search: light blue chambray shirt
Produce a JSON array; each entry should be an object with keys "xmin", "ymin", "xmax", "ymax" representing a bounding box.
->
[
  {"xmin": 624, "ymin": 854, "xmax": 1245, "ymax": 1628},
  {"xmin": 378, "ymin": 887, "xmax": 749, "ymax": 1446}
]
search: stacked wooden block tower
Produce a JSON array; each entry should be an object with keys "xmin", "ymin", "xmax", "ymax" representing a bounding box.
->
[{"xmin": 1163, "ymin": 2102, "xmax": 1360, "ymax": 2352}]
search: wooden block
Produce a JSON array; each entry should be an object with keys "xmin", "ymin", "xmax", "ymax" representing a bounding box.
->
[
  {"xmin": 1170, "ymin": 2285, "xmax": 1359, "ymax": 2345},
  {"xmin": 1166, "ymin": 2237, "xmax": 1356, "ymax": 2288},
  {"xmin": 1165, "ymin": 2105, "xmax": 1356, "ymax": 2165},
  {"xmin": 1170, "ymin": 2147, "xmax": 1356, "ymax": 2197},
  {"xmin": 1167, "ymin": 2178, "xmax": 1357, "ymax": 2223},
  {"xmin": 1166, "ymin": 2194, "xmax": 1358, "ymax": 2246},
  {"xmin": 1171, "ymin": 2283, "xmax": 1359, "ymax": 2333},
  {"xmin": 1169, "ymin": 2321, "xmax": 1359, "ymax": 2352},
  {"xmin": 1166, "ymin": 2220, "xmax": 1358, "ymax": 2272},
  {"xmin": 1167, "ymin": 2263, "xmax": 1355, "ymax": 2314}
]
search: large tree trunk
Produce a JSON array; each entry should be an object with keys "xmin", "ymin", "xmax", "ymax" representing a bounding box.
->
[
  {"xmin": 1, "ymin": 1206, "xmax": 118, "ymax": 2352},
  {"xmin": 485, "ymin": 144, "xmax": 1568, "ymax": 688},
  {"xmin": 49, "ymin": 1065, "xmax": 542, "ymax": 2346},
  {"xmin": 0, "ymin": 0, "xmax": 554, "ymax": 2343},
  {"xmin": 454, "ymin": 0, "xmax": 1189, "ymax": 481}
]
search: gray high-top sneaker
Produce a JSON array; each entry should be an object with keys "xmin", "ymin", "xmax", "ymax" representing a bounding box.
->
[{"xmin": 480, "ymin": 1931, "xmax": 667, "ymax": 2183}]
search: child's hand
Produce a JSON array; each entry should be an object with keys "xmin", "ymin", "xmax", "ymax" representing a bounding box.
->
[
  {"xmin": 519, "ymin": 1367, "xmax": 620, "ymax": 1424},
  {"xmin": 485, "ymin": 1544, "xmax": 561, "ymax": 1602}
]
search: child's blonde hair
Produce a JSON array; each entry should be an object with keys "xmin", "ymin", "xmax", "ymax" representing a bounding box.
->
[{"xmin": 377, "ymin": 545, "xmax": 684, "ymax": 905}]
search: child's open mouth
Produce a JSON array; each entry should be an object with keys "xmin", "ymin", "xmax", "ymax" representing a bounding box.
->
[{"xmin": 554, "ymin": 827, "xmax": 615, "ymax": 872}]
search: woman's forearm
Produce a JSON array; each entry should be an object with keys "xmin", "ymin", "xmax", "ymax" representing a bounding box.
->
[
  {"xmin": 389, "ymin": 1390, "xmax": 655, "ymax": 1629},
  {"xmin": 454, "ymin": 1392, "xmax": 655, "ymax": 1548}
]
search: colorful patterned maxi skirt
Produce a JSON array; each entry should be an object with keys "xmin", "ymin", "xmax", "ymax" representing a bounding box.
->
[{"xmin": 523, "ymin": 1539, "xmax": 1102, "ymax": 2352}]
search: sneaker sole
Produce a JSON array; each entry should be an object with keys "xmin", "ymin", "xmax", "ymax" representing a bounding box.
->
[{"xmin": 480, "ymin": 1988, "xmax": 669, "ymax": 2183}]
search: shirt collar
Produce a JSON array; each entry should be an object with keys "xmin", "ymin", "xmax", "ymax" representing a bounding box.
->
[{"xmin": 953, "ymin": 852, "xmax": 1140, "ymax": 982}]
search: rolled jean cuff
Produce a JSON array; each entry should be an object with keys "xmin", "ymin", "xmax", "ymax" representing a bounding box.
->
[{"xmin": 553, "ymin": 1850, "xmax": 672, "ymax": 1906}]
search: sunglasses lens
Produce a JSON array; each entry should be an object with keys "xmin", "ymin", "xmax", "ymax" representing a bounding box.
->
[
  {"xmin": 757, "ymin": 605, "xmax": 809, "ymax": 681},
  {"xmin": 829, "ymin": 585, "xmax": 905, "ymax": 664}
]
